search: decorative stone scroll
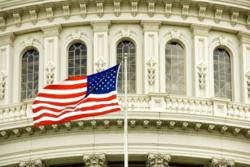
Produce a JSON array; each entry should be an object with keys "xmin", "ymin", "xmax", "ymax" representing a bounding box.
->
[
  {"xmin": 147, "ymin": 0, "xmax": 155, "ymax": 17},
  {"xmin": 0, "ymin": 72, "xmax": 6, "ymax": 100},
  {"xmin": 83, "ymin": 154, "xmax": 107, "ymax": 167},
  {"xmin": 164, "ymin": 3, "xmax": 172, "ymax": 17},
  {"xmin": 131, "ymin": 0, "xmax": 138, "ymax": 17},
  {"xmin": 19, "ymin": 159, "xmax": 44, "ymax": 167},
  {"xmin": 147, "ymin": 153, "xmax": 171, "ymax": 167},
  {"xmin": 146, "ymin": 57, "xmax": 156, "ymax": 86},
  {"xmin": 13, "ymin": 12, "xmax": 21, "ymax": 27},
  {"xmin": 46, "ymin": 62, "xmax": 55, "ymax": 84},
  {"xmin": 210, "ymin": 158, "xmax": 235, "ymax": 167},
  {"xmin": 198, "ymin": 6, "xmax": 206, "ymax": 21},
  {"xmin": 113, "ymin": 0, "xmax": 121, "ymax": 17},
  {"xmin": 29, "ymin": 10, "xmax": 37, "ymax": 24},
  {"xmin": 197, "ymin": 62, "xmax": 207, "ymax": 89},
  {"xmin": 80, "ymin": 3, "xmax": 87, "ymax": 18},
  {"xmin": 215, "ymin": 8, "xmax": 223, "ymax": 23},
  {"xmin": 96, "ymin": 1, "xmax": 104, "ymax": 17}
]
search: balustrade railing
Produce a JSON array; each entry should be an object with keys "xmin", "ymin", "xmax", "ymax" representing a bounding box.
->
[{"xmin": 0, "ymin": 95, "xmax": 250, "ymax": 125}]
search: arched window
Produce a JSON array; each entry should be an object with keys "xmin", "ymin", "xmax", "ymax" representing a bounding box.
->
[
  {"xmin": 165, "ymin": 41, "xmax": 185, "ymax": 95},
  {"xmin": 213, "ymin": 48, "xmax": 232, "ymax": 99},
  {"xmin": 117, "ymin": 40, "xmax": 136, "ymax": 93},
  {"xmin": 21, "ymin": 49, "xmax": 39, "ymax": 100},
  {"xmin": 68, "ymin": 42, "xmax": 87, "ymax": 77}
]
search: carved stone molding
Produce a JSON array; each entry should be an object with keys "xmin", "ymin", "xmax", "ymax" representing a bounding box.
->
[
  {"xmin": 62, "ymin": 5, "xmax": 70, "ymax": 19},
  {"xmin": 0, "ymin": 72, "xmax": 7, "ymax": 100},
  {"xmin": 29, "ymin": 10, "xmax": 37, "ymax": 24},
  {"xmin": 147, "ymin": 153, "xmax": 171, "ymax": 167},
  {"xmin": 246, "ymin": 71, "xmax": 250, "ymax": 97},
  {"xmin": 67, "ymin": 31, "xmax": 88, "ymax": 41},
  {"xmin": 164, "ymin": 3, "xmax": 172, "ymax": 17},
  {"xmin": 0, "ymin": 33, "xmax": 14, "ymax": 46},
  {"xmin": 210, "ymin": 158, "xmax": 235, "ymax": 167},
  {"xmin": 80, "ymin": 3, "xmax": 87, "ymax": 18},
  {"xmin": 21, "ymin": 38, "xmax": 38, "ymax": 48},
  {"xmin": 19, "ymin": 159, "xmax": 44, "ymax": 167},
  {"xmin": 91, "ymin": 21, "xmax": 110, "ymax": 32},
  {"xmin": 146, "ymin": 57, "xmax": 156, "ymax": 86},
  {"xmin": 83, "ymin": 154, "xmax": 107, "ymax": 167},
  {"xmin": 45, "ymin": 7, "xmax": 54, "ymax": 21},
  {"xmin": 96, "ymin": 1, "xmax": 104, "ymax": 17},
  {"xmin": 197, "ymin": 62, "xmax": 207, "ymax": 89},
  {"xmin": 46, "ymin": 62, "xmax": 55, "ymax": 84},
  {"xmin": 113, "ymin": 0, "xmax": 121, "ymax": 17},
  {"xmin": 211, "ymin": 35, "xmax": 233, "ymax": 48},
  {"xmin": 131, "ymin": 0, "xmax": 138, "ymax": 17},
  {"xmin": 215, "ymin": 8, "xmax": 223, "ymax": 23},
  {"xmin": 165, "ymin": 29, "xmax": 185, "ymax": 40},
  {"xmin": 182, "ymin": 4, "xmax": 189, "ymax": 18},
  {"xmin": 231, "ymin": 11, "xmax": 239, "ymax": 26},
  {"xmin": 13, "ymin": 12, "xmax": 21, "ymax": 27},
  {"xmin": 95, "ymin": 57, "xmax": 106, "ymax": 72},
  {"xmin": 42, "ymin": 25, "xmax": 62, "ymax": 37},
  {"xmin": 198, "ymin": 6, "xmax": 206, "ymax": 21},
  {"xmin": 147, "ymin": 0, "xmax": 155, "ymax": 17}
]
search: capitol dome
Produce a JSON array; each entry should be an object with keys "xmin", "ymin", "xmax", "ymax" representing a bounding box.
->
[{"xmin": 0, "ymin": 0, "xmax": 250, "ymax": 167}]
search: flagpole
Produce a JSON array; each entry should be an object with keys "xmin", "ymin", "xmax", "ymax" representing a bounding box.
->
[{"xmin": 124, "ymin": 53, "xmax": 128, "ymax": 167}]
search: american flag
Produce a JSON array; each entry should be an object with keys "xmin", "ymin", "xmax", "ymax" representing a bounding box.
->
[{"xmin": 32, "ymin": 64, "xmax": 121, "ymax": 126}]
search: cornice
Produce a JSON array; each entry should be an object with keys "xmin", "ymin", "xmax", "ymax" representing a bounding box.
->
[
  {"xmin": 0, "ymin": 114, "xmax": 250, "ymax": 140},
  {"xmin": 0, "ymin": 0, "xmax": 249, "ymax": 34}
]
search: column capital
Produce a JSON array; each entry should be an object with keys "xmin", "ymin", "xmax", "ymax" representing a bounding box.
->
[
  {"xmin": 147, "ymin": 153, "xmax": 171, "ymax": 167},
  {"xmin": 19, "ymin": 159, "xmax": 45, "ymax": 167},
  {"xmin": 91, "ymin": 21, "xmax": 111, "ymax": 32},
  {"xmin": 210, "ymin": 158, "xmax": 235, "ymax": 167},
  {"xmin": 83, "ymin": 153, "xmax": 107, "ymax": 167},
  {"xmin": 41, "ymin": 24, "xmax": 62, "ymax": 37},
  {"xmin": 191, "ymin": 24, "xmax": 211, "ymax": 36},
  {"xmin": 0, "ymin": 33, "xmax": 15, "ymax": 46},
  {"xmin": 237, "ymin": 32, "xmax": 250, "ymax": 44},
  {"xmin": 141, "ymin": 21, "xmax": 161, "ymax": 32}
]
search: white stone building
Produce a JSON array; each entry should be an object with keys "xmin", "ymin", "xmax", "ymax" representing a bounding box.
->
[{"xmin": 0, "ymin": 0, "xmax": 250, "ymax": 166}]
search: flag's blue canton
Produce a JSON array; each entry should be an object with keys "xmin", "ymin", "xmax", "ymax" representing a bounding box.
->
[{"xmin": 86, "ymin": 64, "xmax": 120, "ymax": 96}]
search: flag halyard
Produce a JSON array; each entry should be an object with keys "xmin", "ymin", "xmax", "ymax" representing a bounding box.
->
[{"xmin": 32, "ymin": 64, "xmax": 121, "ymax": 126}]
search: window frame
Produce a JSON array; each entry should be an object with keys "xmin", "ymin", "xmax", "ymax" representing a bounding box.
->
[
  {"xmin": 20, "ymin": 48, "xmax": 40, "ymax": 101},
  {"xmin": 67, "ymin": 42, "xmax": 88, "ymax": 78}
]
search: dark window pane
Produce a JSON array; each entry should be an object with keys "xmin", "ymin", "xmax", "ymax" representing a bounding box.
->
[
  {"xmin": 165, "ymin": 41, "xmax": 185, "ymax": 95},
  {"xmin": 117, "ymin": 40, "xmax": 136, "ymax": 93},
  {"xmin": 214, "ymin": 48, "xmax": 231, "ymax": 99},
  {"xmin": 68, "ymin": 43, "xmax": 87, "ymax": 77},
  {"xmin": 21, "ymin": 49, "xmax": 39, "ymax": 100}
]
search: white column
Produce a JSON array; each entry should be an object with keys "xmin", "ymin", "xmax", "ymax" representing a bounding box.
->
[
  {"xmin": 0, "ymin": 33, "xmax": 14, "ymax": 105},
  {"xmin": 142, "ymin": 21, "xmax": 161, "ymax": 94},
  {"xmin": 191, "ymin": 25, "xmax": 210, "ymax": 98},
  {"xmin": 91, "ymin": 21, "xmax": 110, "ymax": 73},
  {"xmin": 42, "ymin": 25, "xmax": 61, "ymax": 86},
  {"xmin": 238, "ymin": 32, "xmax": 250, "ymax": 104}
]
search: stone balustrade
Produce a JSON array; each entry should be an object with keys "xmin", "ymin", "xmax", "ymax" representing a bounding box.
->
[{"xmin": 0, "ymin": 95, "xmax": 250, "ymax": 125}]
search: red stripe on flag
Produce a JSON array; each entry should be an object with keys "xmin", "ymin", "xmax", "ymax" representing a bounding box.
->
[{"xmin": 33, "ymin": 108, "xmax": 121, "ymax": 126}]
